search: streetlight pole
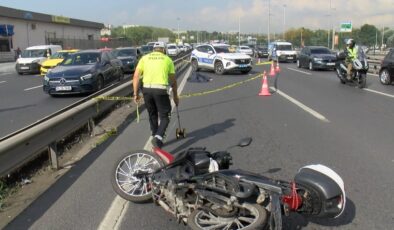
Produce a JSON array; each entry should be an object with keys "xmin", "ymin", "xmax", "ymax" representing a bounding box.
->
[
  {"xmin": 268, "ymin": 0, "xmax": 271, "ymax": 45},
  {"xmin": 283, "ymin": 4, "xmax": 286, "ymax": 40},
  {"xmin": 177, "ymin": 17, "xmax": 180, "ymax": 41},
  {"xmin": 238, "ymin": 16, "xmax": 241, "ymax": 46}
]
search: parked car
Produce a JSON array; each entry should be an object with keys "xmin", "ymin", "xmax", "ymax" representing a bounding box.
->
[
  {"xmin": 16, "ymin": 45, "xmax": 62, "ymax": 75},
  {"xmin": 191, "ymin": 43, "xmax": 252, "ymax": 75},
  {"xmin": 297, "ymin": 46, "xmax": 337, "ymax": 70},
  {"xmin": 112, "ymin": 47, "xmax": 141, "ymax": 73},
  {"xmin": 255, "ymin": 46, "xmax": 269, "ymax": 58},
  {"xmin": 379, "ymin": 48, "xmax": 394, "ymax": 85},
  {"xmin": 236, "ymin": 46, "xmax": 254, "ymax": 56},
  {"xmin": 40, "ymin": 49, "xmax": 79, "ymax": 75},
  {"xmin": 43, "ymin": 50, "xmax": 123, "ymax": 96},
  {"xmin": 166, "ymin": 44, "xmax": 179, "ymax": 57}
]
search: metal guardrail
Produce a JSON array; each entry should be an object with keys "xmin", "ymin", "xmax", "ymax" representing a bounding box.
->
[{"xmin": 0, "ymin": 53, "xmax": 191, "ymax": 177}]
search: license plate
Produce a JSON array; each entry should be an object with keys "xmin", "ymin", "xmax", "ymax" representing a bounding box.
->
[
  {"xmin": 327, "ymin": 63, "xmax": 335, "ymax": 66},
  {"xmin": 56, "ymin": 86, "xmax": 72, "ymax": 91},
  {"xmin": 239, "ymin": 64, "xmax": 247, "ymax": 68},
  {"xmin": 20, "ymin": 66, "xmax": 29, "ymax": 70},
  {"xmin": 287, "ymin": 57, "xmax": 294, "ymax": 59}
]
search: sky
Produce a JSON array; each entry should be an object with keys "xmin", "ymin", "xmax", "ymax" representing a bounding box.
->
[{"xmin": 1, "ymin": 0, "xmax": 393, "ymax": 33}]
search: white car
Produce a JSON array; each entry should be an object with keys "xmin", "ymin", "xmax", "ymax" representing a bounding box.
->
[
  {"xmin": 268, "ymin": 41, "xmax": 297, "ymax": 62},
  {"xmin": 191, "ymin": 44, "xmax": 252, "ymax": 75},
  {"xmin": 236, "ymin": 46, "xmax": 254, "ymax": 56},
  {"xmin": 166, "ymin": 44, "xmax": 179, "ymax": 57}
]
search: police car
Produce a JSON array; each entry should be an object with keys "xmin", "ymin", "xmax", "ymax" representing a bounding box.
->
[{"xmin": 191, "ymin": 44, "xmax": 252, "ymax": 75}]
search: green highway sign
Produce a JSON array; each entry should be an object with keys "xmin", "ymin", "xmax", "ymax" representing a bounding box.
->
[{"xmin": 340, "ymin": 22, "xmax": 352, "ymax": 32}]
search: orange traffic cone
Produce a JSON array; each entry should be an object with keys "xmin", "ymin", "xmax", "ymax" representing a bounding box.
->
[
  {"xmin": 269, "ymin": 62, "xmax": 276, "ymax": 77},
  {"xmin": 259, "ymin": 72, "xmax": 271, "ymax": 96},
  {"xmin": 275, "ymin": 61, "xmax": 281, "ymax": 73}
]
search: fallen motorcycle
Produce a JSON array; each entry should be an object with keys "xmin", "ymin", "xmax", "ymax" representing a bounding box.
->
[{"xmin": 111, "ymin": 138, "xmax": 346, "ymax": 229}]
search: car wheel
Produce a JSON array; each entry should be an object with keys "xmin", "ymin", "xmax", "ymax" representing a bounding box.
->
[
  {"xmin": 191, "ymin": 59, "xmax": 199, "ymax": 72},
  {"xmin": 309, "ymin": 61, "xmax": 315, "ymax": 71},
  {"xmin": 214, "ymin": 61, "xmax": 225, "ymax": 75},
  {"xmin": 379, "ymin": 69, "xmax": 391, "ymax": 85},
  {"xmin": 96, "ymin": 75, "xmax": 104, "ymax": 91},
  {"xmin": 297, "ymin": 59, "xmax": 301, "ymax": 68}
]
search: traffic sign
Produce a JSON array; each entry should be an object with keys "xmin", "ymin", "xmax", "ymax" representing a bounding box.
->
[{"xmin": 340, "ymin": 22, "xmax": 352, "ymax": 32}]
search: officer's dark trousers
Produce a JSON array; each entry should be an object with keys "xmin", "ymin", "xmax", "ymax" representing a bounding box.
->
[{"xmin": 142, "ymin": 88, "xmax": 171, "ymax": 138}]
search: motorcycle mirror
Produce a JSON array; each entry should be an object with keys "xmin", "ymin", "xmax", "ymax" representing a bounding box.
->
[{"xmin": 237, "ymin": 137, "xmax": 252, "ymax": 147}]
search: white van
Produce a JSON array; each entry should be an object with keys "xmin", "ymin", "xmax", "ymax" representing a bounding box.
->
[
  {"xmin": 268, "ymin": 41, "xmax": 297, "ymax": 62},
  {"xmin": 16, "ymin": 45, "xmax": 62, "ymax": 74}
]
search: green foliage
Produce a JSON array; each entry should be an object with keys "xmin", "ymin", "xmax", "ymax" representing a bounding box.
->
[
  {"xmin": 111, "ymin": 26, "xmax": 176, "ymax": 46},
  {"xmin": 0, "ymin": 180, "xmax": 7, "ymax": 210}
]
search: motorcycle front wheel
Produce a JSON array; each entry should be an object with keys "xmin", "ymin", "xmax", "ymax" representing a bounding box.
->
[
  {"xmin": 111, "ymin": 150, "xmax": 164, "ymax": 203},
  {"xmin": 188, "ymin": 203, "xmax": 267, "ymax": 230}
]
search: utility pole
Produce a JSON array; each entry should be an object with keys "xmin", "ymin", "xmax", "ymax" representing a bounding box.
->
[
  {"xmin": 268, "ymin": 0, "xmax": 271, "ymax": 45},
  {"xmin": 238, "ymin": 16, "xmax": 241, "ymax": 46},
  {"xmin": 283, "ymin": 4, "xmax": 286, "ymax": 40},
  {"xmin": 382, "ymin": 26, "xmax": 385, "ymax": 50}
]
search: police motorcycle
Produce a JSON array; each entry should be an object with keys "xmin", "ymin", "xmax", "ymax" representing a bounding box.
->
[
  {"xmin": 111, "ymin": 138, "xmax": 346, "ymax": 229},
  {"xmin": 335, "ymin": 47, "xmax": 368, "ymax": 89}
]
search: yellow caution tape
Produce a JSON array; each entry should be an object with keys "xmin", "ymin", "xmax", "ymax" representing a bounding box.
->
[
  {"xmin": 179, "ymin": 73, "xmax": 262, "ymax": 98},
  {"xmin": 94, "ymin": 73, "xmax": 263, "ymax": 102}
]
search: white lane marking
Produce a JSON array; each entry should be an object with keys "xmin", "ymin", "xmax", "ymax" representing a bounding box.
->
[
  {"xmin": 272, "ymin": 87, "xmax": 330, "ymax": 123},
  {"xmin": 24, "ymin": 85, "xmax": 42, "ymax": 91},
  {"xmin": 0, "ymin": 81, "xmax": 6, "ymax": 84},
  {"xmin": 98, "ymin": 66, "xmax": 192, "ymax": 230},
  {"xmin": 369, "ymin": 73, "xmax": 379, "ymax": 77},
  {"xmin": 363, "ymin": 88, "xmax": 394, "ymax": 98},
  {"xmin": 287, "ymin": 67, "xmax": 312, "ymax": 75}
]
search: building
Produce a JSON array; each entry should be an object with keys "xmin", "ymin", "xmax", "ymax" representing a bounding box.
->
[{"xmin": 0, "ymin": 6, "xmax": 104, "ymax": 62}]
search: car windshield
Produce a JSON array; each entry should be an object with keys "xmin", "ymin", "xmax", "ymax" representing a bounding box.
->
[
  {"xmin": 241, "ymin": 47, "xmax": 250, "ymax": 50},
  {"xmin": 113, "ymin": 49, "xmax": 136, "ymax": 57},
  {"xmin": 50, "ymin": 52, "xmax": 70, "ymax": 59},
  {"xmin": 277, "ymin": 45, "xmax": 293, "ymax": 51},
  {"xmin": 21, "ymin": 49, "xmax": 46, "ymax": 58},
  {"xmin": 167, "ymin": 45, "xmax": 177, "ymax": 49},
  {"xmin": 61, "ymin": 53, "xmax": 101, "ymax": 66},
  {"xmin": 311, "ymin": 48, "xmax": 332, "ymax": 54},
  {"xmin": 258, "ymin": 47, "xmax": 267, "ymax": 51},
  {"xmin": 213, "ymin": 46, "xmax": 230, "ymax": 53},
  {"xmin": 141, "ymin": 45, "xmax": 153, "ymax": 52}
]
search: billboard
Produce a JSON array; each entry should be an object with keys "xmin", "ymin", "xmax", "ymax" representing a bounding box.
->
[{"xmin": 340, "ymin": 22, "xmax": 352, "ymax": 32}]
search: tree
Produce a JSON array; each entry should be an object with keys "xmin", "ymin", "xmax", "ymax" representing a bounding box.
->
[{"xmin": 358, "ymin": 24, "xmax": 381, "ymax": 47}]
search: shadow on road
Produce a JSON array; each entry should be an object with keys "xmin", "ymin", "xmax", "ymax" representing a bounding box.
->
[{"xmin": 166, "ymin": 118, "xmax": 236, "ymax": 154}]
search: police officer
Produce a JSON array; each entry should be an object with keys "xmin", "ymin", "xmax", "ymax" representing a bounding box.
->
[
  {"xmin": 133, "ymin": 42, "xmax": 179, "ymax": 148},
  {"xmin": 345, "ymin": 39, "xmax": 358, "ymax": 80}
]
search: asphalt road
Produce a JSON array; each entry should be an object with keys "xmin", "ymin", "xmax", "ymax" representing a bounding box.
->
[
  {"xmin": 0, "ymin": 54, "xmax": 186, "ymax": 138},
  {"xmin": 5, "ymin": 60, "xmax": 394, "ymax": 229}
]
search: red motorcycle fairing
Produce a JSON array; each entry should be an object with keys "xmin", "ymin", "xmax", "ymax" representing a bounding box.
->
[{"xmin": 152, "ymin": 147, "xmax": 174, "ymax": 164}]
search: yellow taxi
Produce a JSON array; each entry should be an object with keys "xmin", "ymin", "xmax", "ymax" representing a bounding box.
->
[{"xmin": 40, "ymin": 49, "xmax": 79, "ymax": 75}]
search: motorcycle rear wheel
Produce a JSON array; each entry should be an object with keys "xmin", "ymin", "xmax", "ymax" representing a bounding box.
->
[
  {"xmin": 111, "ymin": 150, "xmax": 164, "ymax": 203},
  {"xmin": 188, "ymin": 202, "xmax": 267, "ymax": 230},
  {"xmin": 357, "ymin": 73, "xmax": 366, "ymax": 88}
]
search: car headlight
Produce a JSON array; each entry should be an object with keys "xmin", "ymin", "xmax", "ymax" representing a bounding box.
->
[
  {"xmin": 32, "ymin": 59, "xmax": 40, "ymax": 63},
  {"xmin": 313, "ymin": 57, "xmax": 323, "ymax": 61},
  {"xmin": 224, "ymin": 58, "xmax": 235, "ymax": 62},
  {"xmin": 80, "ymin": 73, "xmax": 93, "ymax": 81},
  {"xmin": 44, "ymin": 75, "xmax": 49, "ymax": 82}
]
